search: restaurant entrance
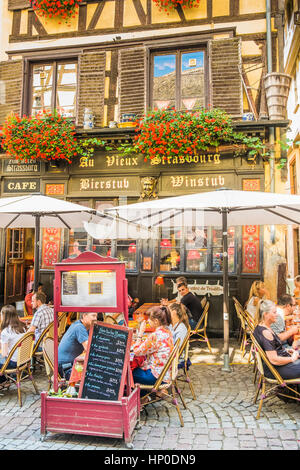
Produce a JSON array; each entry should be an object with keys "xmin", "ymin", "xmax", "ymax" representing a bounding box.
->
[{"xmin": 4, "ymin": 228, "xmax": 35, "ymax": 304}]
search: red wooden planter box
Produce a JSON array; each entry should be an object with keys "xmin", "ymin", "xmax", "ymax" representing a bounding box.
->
[{"xmin": 40, "ymin": 386, "xmax": 140, "ymax": 448}]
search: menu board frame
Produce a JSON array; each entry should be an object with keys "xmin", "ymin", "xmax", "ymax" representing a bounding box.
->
[
  {"xmin": 54, "ymin": 251, "xmax": 127, "ymax": 314},
  {"xmin": 78, "ymin": 321, "xmax": 133, "ymax": 402}
]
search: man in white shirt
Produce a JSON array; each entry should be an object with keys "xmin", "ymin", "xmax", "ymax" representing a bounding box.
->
[{"xmin": 28, "ymin": 291, "xmax": 54, "ymax": 344}]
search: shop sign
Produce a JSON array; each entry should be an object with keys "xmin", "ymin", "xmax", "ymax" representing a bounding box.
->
[
  {"xmin": 162, "ymin": 174, "xmax": 226, "ymax": 191},
  {"xmin": 171, "ymin": 280, "xmax": 224, "ymax": 296},
  {"xmin": 3, "ymin": 159, "xmax": 40, "ymax": 174},
  {"xmin": 73, "ymin": 153, "xmax": 224, "ymax": 173},
  {"xmin": 69, "ymin": 176, "xmax": 140, "ymax": 195},
  {"xmin": 3, "ymin": 178, "xmax": 40, "ymax": 193}
]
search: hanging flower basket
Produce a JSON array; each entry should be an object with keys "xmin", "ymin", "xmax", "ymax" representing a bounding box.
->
[
  {"xmin": 30, "ymin": 0, "xmax": 83, "ymax": 21},
  {"xmin": 1, "ymin": 111, "xmax": 108, "ymax": 164},
  {"xmin": 121, "ymin": 108, "xmax": 266, "ymax": 163},
  {"xmin": 153, "ymin": 0, "xmax": 200, "ymax": 11}
]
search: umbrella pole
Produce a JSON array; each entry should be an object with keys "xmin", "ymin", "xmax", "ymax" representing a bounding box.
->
[
  {"xmin": 33, "ymin": 214, "xmax": 41, "ymax": 293},
  {"xmin": 221, "ymin": 209, "xmax": 231, "ymax": 372}
]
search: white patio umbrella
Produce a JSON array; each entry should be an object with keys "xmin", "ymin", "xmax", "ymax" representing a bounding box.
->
[
  {"xmin": 0, "ymin": 194, "xmax": 115, "ymax": 292},
  {"xmin": 105, "ymin": 188, "xmax": 300, "ymax": 371}
]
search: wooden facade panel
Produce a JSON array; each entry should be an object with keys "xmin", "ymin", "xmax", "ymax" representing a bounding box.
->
[
  {"xmin": 8, "ymin": 0, "xmax": 30, "ymax": 10},
  {"xmin": 119, "ymin": 47, "xmax": 146, "ymax": 118},
  {"xmin": 210, "ymin": 37, "xmax": 243, "ymax": 116},
  {"xmin": 77, "ymin": 52, "xmax": 106, "ymax": 127},
  {"xmin": 0, "ymin": 59, "xmax": 23, "ymax": 126}
]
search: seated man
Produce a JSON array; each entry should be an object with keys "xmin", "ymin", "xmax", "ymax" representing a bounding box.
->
[
  {"xmin": 58, "ymin": 312, "xmax": 97, "ymax": 379},
  {"xmin": 24, "ymin": 283, "xmax": 43, "ymax": 316},
  {"xmin": 271, "ymin": 294, "xmax": 298, "ymax": 347},
  {"xmin": 177, "ymin": 282, "xmax": 203, "ymax": 330},
  {"xmin": 28, "ymin": 291, "xmax": 54, "ymax": 343}
]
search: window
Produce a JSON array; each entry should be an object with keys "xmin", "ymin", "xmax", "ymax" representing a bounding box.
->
[
  {"xmin": 30, "ymin": 60, "xmax": 77, "ymax": 118},
  {"xmin": 160, "ymin": 228, "xmax": 181, "ymax": 271},
  {"xmin": 159, "ymin": 226, "xmax": 236, "ymax": 273},
  {"xmin": 151, "ymin": 49, "xmax": 205, "ymax": 111},
  {"xmin": 116, "ymin": 240, "xmax": 137, "ymax": 270}
]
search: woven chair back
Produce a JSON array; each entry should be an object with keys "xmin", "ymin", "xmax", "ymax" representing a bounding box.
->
[
  {"xmin": 154, "ymin": 339, "xmax": 180, "ymax": 389},
  {"xmin": 250, "ymin": 333, "xmax": 285, "ymax": 384},
  {"xmin": 33, "ymin": 320, "xmax": 54, "ymax": 354},
  {"xmin": 203, "ymin": 301, "xmax": 210, "ymax": 328},
  {"xmin": 58, "ymin": 312, "xmax": 68, "ymax": 339},
  {"xmin": 179, "ymin": 327, "xmax": 191, "ymax": 358},
  {"xmin": 16, "ymin": 332, "xmax": 35, "ymax": 367},
  {"xmin": 42, "ymin": 336, "xmax": 63, "ymax": 381},
  {"xmin": 201, "ymin": 297, "xmax": 207, "ymax": 309}
]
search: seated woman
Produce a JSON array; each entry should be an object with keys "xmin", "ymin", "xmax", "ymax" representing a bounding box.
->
[
  {"xmin": 168, "ymin": 302, "xmax": 189, "ymax": 349},
  {"xmin": 0, "ymin": 305, "xmax": 27, "ymax": 383},
  {"xmin": 246, "ymin": 280, "xmax": 270, "ymax": 321},
  {"xmin": 168, "ymin": 302, "xmax": 191, "ymax": 369},
  {"xmin": 253, "ymin": 299, "xmax": 300, "ymax": 380},
  {"xmin": 132, "ymin": 306, "xmax": 174, "ymax": 390}
]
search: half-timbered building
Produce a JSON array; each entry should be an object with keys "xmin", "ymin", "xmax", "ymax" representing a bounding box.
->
[{"xmin": 0, "ymin": 0, "xmax": 290, "ymax": 335}]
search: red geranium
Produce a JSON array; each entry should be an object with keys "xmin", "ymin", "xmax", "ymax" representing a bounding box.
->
[
  {"xmin": 30, "ymin": 0, "xmax": 83, "ymax": 20},
  {"xmin": 1, "ymin": 111, "xmax": 77, "ymax": 164}
]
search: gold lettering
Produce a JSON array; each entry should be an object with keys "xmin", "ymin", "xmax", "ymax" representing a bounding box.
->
[
  {"xmin": 214, "ymin": 154, "xmax": 220, "ymax": 165},
  {"xmin": 106, "ymin": 156, "xmax": 115, "ymax": 167},
  {"xmin": 170, "ymin": 176, "xmax": 184, "ymax": 187},
  {"xmin": 80, "ymin": 178, "xmax": 90, "ymax": 190},
  {"xmin": 79, "ymin": 157, "xmax": 89, "ymax": 168}
]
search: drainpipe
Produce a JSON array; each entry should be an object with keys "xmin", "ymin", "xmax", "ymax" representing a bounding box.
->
[
  {"xmin": 266, "ymin": 0, "xmax": 275, "ymax": 194},
  {"xmin": 266, "ymin": 0, "xmax": 276, "ymax": 245}
]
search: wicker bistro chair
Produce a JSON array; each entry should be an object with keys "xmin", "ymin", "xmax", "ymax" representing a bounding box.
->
[
  {"xmin": 42, "ymin": 336, "xmax": 65, "ymax": 391},
  {"xmin": 189, "ymin": 301, "xmax": 212, "ymax": 353},
  {"xmin": 32, "ymin": 320, "xmax": 54, "ymax": 370},
  {"xmin": 57, "ymin": 312, "xmax": 68, "ymax": 342},
  {"xmin": 138, "ymin": 339, "xmax": 187, "ymax": 427},
  {"xmin": 233, "ymin": 296, "xmax": 256, "ymax": 362},
  {"xmin": 0, "ymin": 331, "xmax": 39, "ymax": 407},
  {"xmin": 250, "ymin": 333, "xmax": 300, "ymax": 419},
  {"xmin": 177, "ymin": 327, "xmax": 196, "ymax": 400}
]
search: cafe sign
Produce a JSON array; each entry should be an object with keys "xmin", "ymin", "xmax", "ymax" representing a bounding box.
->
[
  {"xmin": 3, "ymin": 178, "xmax": 40, "ymax": 193},
  {"xmin": 3, "ymin": 159, "xmax": 41, "ymax": 174}
]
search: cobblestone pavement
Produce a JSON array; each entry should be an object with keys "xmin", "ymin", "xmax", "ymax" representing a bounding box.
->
[{"xmin": 1, "ymin": 343, "xmax": 300, "ymax": 450}]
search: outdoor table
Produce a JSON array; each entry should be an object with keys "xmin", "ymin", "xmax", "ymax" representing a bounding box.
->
[
  {"xmin": 133, "ymin": 303, "xmax": 160, "ymax": 319},
  {"xmin": 19, "ymin": 316, "xmax": 32, "ymax": 327}
]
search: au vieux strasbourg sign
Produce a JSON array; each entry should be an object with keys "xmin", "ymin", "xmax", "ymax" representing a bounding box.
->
[{"xmin": 72, "ymin": 152, "xmax": 224, "ymax": 173}]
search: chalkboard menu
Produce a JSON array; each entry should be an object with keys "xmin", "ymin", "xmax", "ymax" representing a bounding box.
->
[{"xmin": 79, "ymin": 322, "xmax": 132, "ymax": 401}]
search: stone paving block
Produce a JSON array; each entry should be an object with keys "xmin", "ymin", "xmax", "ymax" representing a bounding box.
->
[
  {"xmin": 279, "ymin": 430, "xmax": 296, "ymax": 439},
  {"xmin": 282, "ymin": 440, "xmax": 299, "ymax": 450}
]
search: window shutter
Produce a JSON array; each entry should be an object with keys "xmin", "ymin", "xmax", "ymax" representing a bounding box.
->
[
  {"xmin": 0, "ymin": 60, "xmax": 23, "ymax": 126},
  {"xmin": 119, "ymin": 47, "xmax": 146, "ymax": 119},
  {"xmin": 77, "ymin": 52, "xmax": 106, "ymax": 127},
  {"xmin": 210, "ymin": 38, "xmax": 243, "ymax": 117},
  {"xmin": 8, "ymin": 0, "xmax": 30, "ymax": 10}
]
